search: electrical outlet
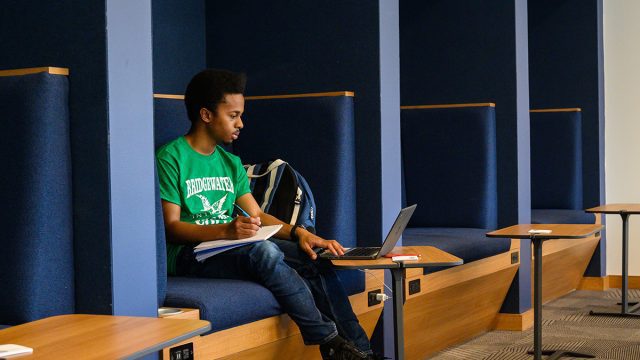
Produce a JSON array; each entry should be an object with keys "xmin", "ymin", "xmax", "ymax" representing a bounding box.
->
[
  {"xmin": 408, "ymin": 279, "xmax": 421, "ymax": 295},
  {"xmin": 511, "ymin": 252, "xmax": 519, "ymax": 264},
  {"xmin": 368, "ymin": 289, "xmax": 382, "ymax": 306},
  {"xmin": 169, "ymin": 343, "xmax": 194, "ymax": 360}
]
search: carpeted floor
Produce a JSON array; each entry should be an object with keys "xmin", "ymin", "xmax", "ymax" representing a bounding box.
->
[{"xmin": 431, "ymin": 289, "xmax": 640, "ymax": 360}]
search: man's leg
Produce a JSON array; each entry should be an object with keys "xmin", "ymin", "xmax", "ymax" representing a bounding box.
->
[
  {"xmin": 179, "ymin": 241, "xmax": 338, "ymax": 346},
  {"xmin": 270, "ymin": 239, "xmax": 372, "ymax": 354}
]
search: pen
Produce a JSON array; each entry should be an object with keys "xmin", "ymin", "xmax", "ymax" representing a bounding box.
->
[{"xmin": 233, "ymin": 203, "xmax": 251, "ymax": 217}]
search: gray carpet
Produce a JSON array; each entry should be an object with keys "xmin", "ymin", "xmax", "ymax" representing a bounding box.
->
[{"xmin": 431, "ymin": 289, "xmax": 640, "ymax": 360}]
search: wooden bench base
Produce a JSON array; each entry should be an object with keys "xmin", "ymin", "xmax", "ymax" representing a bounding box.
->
[
  {"xmin": 535, "ymin": 233, "xmax": 601, "ymax": 305},
  {"xmin": 402, "ymin": 240, "xmax": 520, "ymax": 359},
  {"xmin": 161, "ymin": 277, "xmax": 384, "ymax": 360}
]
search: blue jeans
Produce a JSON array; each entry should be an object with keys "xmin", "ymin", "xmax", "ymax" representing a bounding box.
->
[
  {"xmin": 183, "ymin": 239, "xmax": 370, "ymax": 352},
  {"xmin": 269, "ymin": 239, "xmax": 371, "ymax": 353}
]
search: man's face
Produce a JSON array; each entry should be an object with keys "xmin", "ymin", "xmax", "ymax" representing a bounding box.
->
[{"xmin": 203, "ymin": 93, "xmax": 245, "ymax": 145}]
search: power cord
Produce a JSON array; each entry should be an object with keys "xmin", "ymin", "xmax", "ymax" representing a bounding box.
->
[{"xmin": 358, "ymin": 269, "xmax": 392, "ymax": 302}]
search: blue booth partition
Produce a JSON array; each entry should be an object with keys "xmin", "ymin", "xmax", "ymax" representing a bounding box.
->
[
  {"xmin": 154, "ymin": 92, "xmax": 362, "ymax": 332},
  {"xmin": 400, "ymin": 104, "xmax": 510, "ymax": 271},
  {"xmin": 0, "ymin": 70, "xmax": 74, "ymax": 326},
  {"xmin": 530, "ymin": 110, "xmax": 595, "ymax": 224}
]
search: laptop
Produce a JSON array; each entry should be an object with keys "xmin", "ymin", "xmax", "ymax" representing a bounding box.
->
[{"xmin": 319, "ymin": 204, "xmax": 417, "ymax": 260}]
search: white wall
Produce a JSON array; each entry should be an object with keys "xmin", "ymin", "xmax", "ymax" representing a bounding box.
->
[{"xmin": 604, "ymin": 0, "xmax": 640, "ymax": 276}]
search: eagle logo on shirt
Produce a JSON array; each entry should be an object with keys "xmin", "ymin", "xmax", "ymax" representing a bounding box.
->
[{"xmin": 196, "ymin": 193, "xmax": 230, "ymax": 220}]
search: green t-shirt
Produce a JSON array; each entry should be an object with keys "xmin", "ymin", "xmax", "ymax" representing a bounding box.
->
[{"xmin": 156, "ymin": 136, "xmax": 251, "ymax": 275}]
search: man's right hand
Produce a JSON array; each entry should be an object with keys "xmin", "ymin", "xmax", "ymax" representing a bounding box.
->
[{"xmin": 227, "ymin": 216, "xmax": 261, "ymax": 239}]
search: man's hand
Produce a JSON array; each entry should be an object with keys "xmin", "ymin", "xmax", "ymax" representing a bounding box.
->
[
  {"xmin": 298, "ymin": 230, "xmax": 345, "ymax": 260},
  {"xmin": 227, "ymin": 216, "xmax": 261, "ymax": 239}
]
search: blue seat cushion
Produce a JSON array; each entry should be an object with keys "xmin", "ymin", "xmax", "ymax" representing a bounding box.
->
[
  {"xmin": 164, "ymin": 277, "xmax": 282, "ymax": 333},
  {"xmin": 532, "ymin": 209, "xmax": 595, "ymax": 225},
  {"xmin": 0, "ymin": 325, "xmax": 10, "ymax": 330},
  {"xmin": 403, "ymin": 227, "xmax": 511, "ymax": 274}
]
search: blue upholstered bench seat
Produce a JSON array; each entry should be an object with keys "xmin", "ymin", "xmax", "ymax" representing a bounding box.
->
[
  {"xmin": 0, "ymin": 325, "xmax": 10, "ymax": 330},
  {"xmin": 165, "ymin": 277, "xmax": 282, "ymax": 333},
  {"xmin": 403, "ymin": 227, "xmax": 511, "ymax": 274},
  {"xmin": 531, "ymin": 209, "xmax": 595, "ymax": 225},
  {"xmin": 164, "ymin": 267, "xmax": 363, "ymax": 334}
]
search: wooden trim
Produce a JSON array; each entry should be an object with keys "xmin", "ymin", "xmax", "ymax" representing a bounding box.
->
[
  {"xmin": 0, "ymin": 67, "xmax": 69, "ymax": 76},
  {"xmin": 609, "ymin": 275, "xmax": 640, "ymax": 289},
  {"xmin": 245, "ymin": 91, "xmax": 354, "ymax": 100},
  {"xmin": 153, "ymin": 91, "xmax": 354, "ymax": 101},
  {"xmin": 159, "ymin": 308, "xmax": 200, "ymax": 320},
  {"xmin": 578, "ymin": 276, "xmax": 610, "ymax": 291},
  {"xmin": 154, "ymin": 94, "xmax": 185, "ymax": 99},
  {"xmin": 530, "ymin": 108, "xmax": 582, "ymax": 113},
  {"xmin": 494, "ymin": 309, "xmax": 533, "ymax": 331},
  {"xmin": 401, "ymin": 102, "xmax": 495, "ymax": 110}
]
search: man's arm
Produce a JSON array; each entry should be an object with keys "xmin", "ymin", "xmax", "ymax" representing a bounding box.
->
[
  {"xmin": 161, "ymin": 200, "xmax": 261, "ymax": 244},
  {"xmin": 235, "ymin": 193, "xmax": 346, "ymax": 259}
]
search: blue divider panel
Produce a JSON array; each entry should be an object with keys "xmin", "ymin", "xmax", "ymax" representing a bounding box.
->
[
  {"xmin": 401, "ymin": 106, "xmax": 498, "ymax": 229},
  {"xmin": 0, "ymin": 72, "xmax": 74, "ymax": 324},
  {"xmin": 530, "ymin": 111, "xmax": 583, "ymax": 210},
  {"xmin": 401, "ymin": 105, "xmax": 509, "ymax": 273}
]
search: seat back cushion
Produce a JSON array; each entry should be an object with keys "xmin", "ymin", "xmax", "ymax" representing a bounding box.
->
[
  {"xmin": 0, "ymin": 72, "xmax": 74, "ymax": 324},
  {"xmin": 530, "ymin": 111, "xmax": 583, "ymax": 209},
  {"xmin": 401, "ymin": 106, "xmax": 498, "ymax": 229}
]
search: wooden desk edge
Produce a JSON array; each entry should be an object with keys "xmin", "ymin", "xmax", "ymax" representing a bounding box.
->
[{"xmin": 127, "ymin": 322, "xmax": 211, "ymax": 360}]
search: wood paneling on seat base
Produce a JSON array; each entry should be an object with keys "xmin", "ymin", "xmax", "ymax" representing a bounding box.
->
[
  {"xmin": 402, "ymin": 241, "xmax": 519, "ymax": 359},
  {"xmin": 494, "ymin": 309, "xmax": 534, "ymax": 331},
  {"xmin": 162, "ymin": 285, "xmax": 383, "ymax": 360},
  {"xmin": 609, "ymin": 275, "xmax": 640, "ymax": 289},
  {"xmin": 578, "ymin": 276, "xmax": 610, "ymax": 291},
  {"xmin": 534, "ymin": 235, "xmax": 600, "ymax": 304}
]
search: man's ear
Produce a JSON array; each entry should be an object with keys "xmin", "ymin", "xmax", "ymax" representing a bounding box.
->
[{"xmin": 199, "ymin": 107, "xmax": 213, "ymax": 124}]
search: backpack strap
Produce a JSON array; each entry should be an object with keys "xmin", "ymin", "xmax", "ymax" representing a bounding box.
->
[
  {"xmin": 289, "ymin": 186, "xmax": 303, "ymax": 225},
  {"xmin": 245, "ymin": 159, "xmax": 287, "ymax": 178},
  {"xmin": 244, "ymin": 159, "xmax": 288, "ymax": 211}
]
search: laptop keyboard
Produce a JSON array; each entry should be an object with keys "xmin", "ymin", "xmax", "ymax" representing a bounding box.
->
[{"xmin": 344, "ymin": 247, "xmax": 380, "ymax": 257}]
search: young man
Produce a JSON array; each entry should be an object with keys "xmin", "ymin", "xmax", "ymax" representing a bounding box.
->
[{"xmin": 156, "ymin": 69, "xmax": 376, "ymax": 360}]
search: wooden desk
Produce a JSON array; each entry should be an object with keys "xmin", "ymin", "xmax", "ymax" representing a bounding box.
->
[
  {"xmin": 587, "ymin": 204, "xmax": 640, "ymax": 317},
  {"xmin": 487, "ymin": 224, "xmax": 602, "ymax": 360},
  {"xmin": 332, "ymin": 246, "xmax": 463, "ymax": 360},
  {"xmin": 0, "ymin": 314, "xmax": 210, "ymax": 359}
]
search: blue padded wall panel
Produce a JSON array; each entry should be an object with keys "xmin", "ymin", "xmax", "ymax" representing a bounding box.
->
[
  {"xmin": 0, "ymin": 73, "xmax": 74, "ymax": 324},
  {"xmin": 235, "ymin": 96, "xmax": 357, "ymax": 248},
  {"xmin": 530, "ymin": 111, "xmax": 583, "ymax": 209},
  {"xmin": 153, "ymin": 98, "xmax": 191, "ymax": 148},
  {"xmin": 401, "ymin": 106, "xmax": 498, "ymax": 229}
]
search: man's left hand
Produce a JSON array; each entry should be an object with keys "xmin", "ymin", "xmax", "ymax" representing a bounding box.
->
[{"xmin": 298, "ymin": 230, "xmax": 345, "ymax": 260}]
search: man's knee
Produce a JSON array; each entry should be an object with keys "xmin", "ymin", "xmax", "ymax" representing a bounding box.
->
[{"xmin": 248, "ymin": 241, "xmax": 284, "ymax": 266}]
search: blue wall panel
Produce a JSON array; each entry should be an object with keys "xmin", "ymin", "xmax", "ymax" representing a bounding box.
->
[
  {"xmin": 400, "ymin": 0, "xmax": 532, "ymax": 313},
  {"xmin": 205, "ymin": 0, "xmax": 386, "ymax": 247},
  {"xmin": 0, "ymin": 0, "xmax": 112, "ymax": 314},
  {"xmin": 400, "ymin": 0, "xmax": 531, "ymax": 228},
  {"xmin": 107, "ymin": 0, "xmax": 157, "ymax": 317},
  {"xmin": 153, "ymin": 0, "xmax": 206, "ymax": 94},
  {"xmin": 528, "ymin": 0, "xmax": 605, "ymax": 276}
]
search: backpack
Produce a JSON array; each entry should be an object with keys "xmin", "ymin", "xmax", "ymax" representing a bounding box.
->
[{"xmin": 244, "ymin": 159, "xmax": 316, "ymax": 234}]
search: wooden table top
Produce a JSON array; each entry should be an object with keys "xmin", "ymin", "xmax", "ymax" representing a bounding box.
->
[
  {"xmin": 586, "ymin": 204, "xmax": 640, "ymax": 214},
  {"xmin": 0, "ymin": 314, "xmax": 210, "ymax": 359},
  {"xmin": 486, "ymin": 224, "xmax": 603, "ymax": 240},
  {"xmin": 330, "ymin": 246, "xmax": 463, "ymax": 270}
]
